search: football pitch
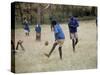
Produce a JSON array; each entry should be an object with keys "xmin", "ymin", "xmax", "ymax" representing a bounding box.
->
[{"xmin": 14, "ymin": 20, "xmax": 97, "ymax": 73}]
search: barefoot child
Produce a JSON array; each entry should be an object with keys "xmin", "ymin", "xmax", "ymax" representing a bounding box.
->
[
  {"xmin": 45, "ymin": 20, "xmax": 65, "ymax": 60},
  {"xmin": 16, "ymin": 40, "xmax": 25, "ymax": 50},
  {"xmin": 23, "ymin": 17, "xmax": 30, "ymax": 36},
  {"xmin": 68, "ymin": 16, "xmax": 79, "ymax": 52},
  {"xmin": 35, "ymin": 24, "xmax": 41, "ymax": 41}
]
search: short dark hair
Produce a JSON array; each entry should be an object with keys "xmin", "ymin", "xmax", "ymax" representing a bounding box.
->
[
  {"xmin": 51, "ymin": 20, "xmax": 57, "ymax": 26},
  {"xmin": 51, "ymin": 20, "xmax": 57, "ymax": 29}
]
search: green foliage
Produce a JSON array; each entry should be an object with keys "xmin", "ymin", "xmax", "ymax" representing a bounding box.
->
[{"xmin": 14, "ymin": 2, "xmax": 97, "ymax": 25}]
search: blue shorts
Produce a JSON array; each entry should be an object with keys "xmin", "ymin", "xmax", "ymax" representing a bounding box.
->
[{"xmin": 55, "ymin": 36, "xmax": 65, "ymax": 40}]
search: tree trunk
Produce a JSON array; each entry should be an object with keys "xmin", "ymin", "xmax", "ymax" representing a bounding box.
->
[
  {"xmin": 18, "ymin": 3, "xmax": 23, "ymax": 23},
  {"xmin": 37, "ymin": 4, "xmax": 41, "ymax": 24}
]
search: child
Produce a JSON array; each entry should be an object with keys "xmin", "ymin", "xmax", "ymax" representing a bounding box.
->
[
  {"xmin": 16, "ymin": 40, "xmax": 25, "ymax": 50},
  {"xmin": 11, "ymin": 40, "xmax": 24, "ymax": 53},
  {"xmin": 45, "ymin": 20, "xmax": 65, "ymax": 60},
  {"xmin": 68, "ymin": 16, "xmax": 79, "ymax": 52},
  {"xmin": 23, "ymin": 17, "xmax": 30, "ymax": 36},
  {"xmin": 49, "ymin": 16, "xmax": 56, "ymax": 31},
  {"xmin": 35, "ymin": 24, "xmax": 41, "ymax": 41}
]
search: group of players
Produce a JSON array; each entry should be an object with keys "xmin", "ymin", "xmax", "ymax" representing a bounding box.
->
[{"xmin": 12, "ymin": 16, "xmax": 79, "ymax": 60}]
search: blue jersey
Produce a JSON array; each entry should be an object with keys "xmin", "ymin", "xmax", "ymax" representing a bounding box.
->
[
  {"xmin": 23, "ymin": 20, "xmax": 30, "ymax": 32},
  {"xmin": 68, "ymin": 17, "xmax": 79, "ymax": 33},
  {"xmin": 35, "ymin": 25, "xmax": 41, "ymax": 33},
  {"xmin": 54, "ymin": 24, "xmax": 65, "ymax": 40}
]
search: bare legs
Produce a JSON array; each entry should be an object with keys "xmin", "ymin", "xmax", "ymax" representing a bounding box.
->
[
  {"xmin": 45, "ymin": 40, "xmax": 64, "ymax": 60},
  {"xmin": 45, "ymin": 42, "xmax": 58, "ymax": 57},
  {"xmin": 36, "ymin": 33, "xmax": 41, "ymax": 41},
  {"xmin": 72, "ymin": 38, "xmax": 78, "ymax": 52},
  {"xmin": 16, "ymin": 40, "xmax": 24, "ymax": 50},
  {"xmin": 58, "ymin": 46, "xmax": 62, "ymax": 60},
  {"xmin": 25, "ymin": 32, "xmax": 29, "ymax": 36}
]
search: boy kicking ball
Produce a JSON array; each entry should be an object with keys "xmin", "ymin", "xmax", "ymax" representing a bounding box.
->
[
  {"xmin": 68, "ymin": 16, "xmax": 79, "ymax": 52},
  {"xmin": 44, "ymin": 20, "xmax": 65, "ymax": 60}
]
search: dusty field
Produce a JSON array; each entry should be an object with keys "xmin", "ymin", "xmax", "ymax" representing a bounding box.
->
[{"xmin": 15, "ymin": 20, "xmax": 97, "ymax": 73}]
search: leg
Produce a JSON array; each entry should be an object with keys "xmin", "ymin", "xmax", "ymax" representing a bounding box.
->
[
  {"xmin": 71, "ymin": 33, "xmax": 75, "ymax": 52},
  {"xmin": 72, "ymin": 39, "xmax": 75, "ymax": 52},
  {"xmin": 37, "ymin": 35, "xmax": 39, "ymax": 41},
  {"xmin": 20, "ymin": 44, "xmax": 24, "ymax": 50},
  {"xmin": 39, "ymin": 33, "xmax": 41, "ymax": 41},
  {"xmin": 58, "ymin": 46, "xmax": 62, "ymax": 60},
  {"xmin": 45, "ymin": 42, "xmax": 58, "ymax": 58},
  {"xmin": 75, "ymin": 38, "xmax": 78, "ymax": 45},
  {"xmin": 27, "ymin": 32, "xmax": 29, "ymax": 36},
  {"xmin": 38, "ymin": 33, "xmax": 41, "ymax": 41},
  {"xmin": 75, "ymin": 32, "xmax": 78, "ymax": 46},
  {"xmin": 18, "ymin": 40, "xmax": 24, "ymax": 50},
  {"xmin": 25, "ymin": 30, "xmax": 28, "ymax": 36},
  {"xmin": 58, "ymin": 40, "xmax": 64, "ymax": 60},
  {"xmin": 26, "ymin": 32, "xmax": 29, "ymax": 36},
  {"xmin": 36, "ymin": 33, "xmax": 40, "ymax": 41}
]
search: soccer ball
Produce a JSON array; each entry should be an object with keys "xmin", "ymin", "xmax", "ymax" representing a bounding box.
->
[{"xmin": 45, "ymin": 41, "xmax": 49, "ymax": 46}]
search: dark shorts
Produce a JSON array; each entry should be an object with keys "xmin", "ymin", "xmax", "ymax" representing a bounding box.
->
[{"xmin": 69, "ymin": 27, "xmax": 77, "ymax": 33}]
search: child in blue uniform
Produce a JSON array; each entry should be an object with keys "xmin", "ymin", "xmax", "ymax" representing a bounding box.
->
[
  {"xmin": 35, "ymin": 24, "xmax": 41, "ymax": 41},
  {"xmin": 68, "ymin": 16, "xmax": 79, "ymax": 52},
  {"xmin": 49, "ymin": 16, "xmax": 56, "ymax": 31},
  {"xmin": 45, "ymin": 21, "xmax": 65, "ymax": 60},
  {"xmin": 23, "ymin": 17, "xmax": 30, "ymax": 36}
]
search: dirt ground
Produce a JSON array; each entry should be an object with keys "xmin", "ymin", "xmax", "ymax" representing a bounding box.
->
[{"xmin": 14, "ymin": 20, "xmax": 97, "ymax": 73}]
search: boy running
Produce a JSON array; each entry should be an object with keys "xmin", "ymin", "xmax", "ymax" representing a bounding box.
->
[
  {"xmin": 45, "ymin": 20, "xmax": 65, "ymax": 60},
  {"xmin": 68, "ymin": 16, "xmax": 79, "ymax": 52}
]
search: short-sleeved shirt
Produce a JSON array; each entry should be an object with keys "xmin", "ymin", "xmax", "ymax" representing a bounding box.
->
[
  {"xmin": 68, "ymin": 17, "xmax": 79, "ymax": 33},
  {"xmin": 54, "ymin": 24, "xmax": 65, "ymax": 40},
  {"xmin": 23, "ymin": 20, "xmax": 30, "ymax": 32},
  {"xmin": 35, "ymin": 25, "xmax": 41, "ymax": 33}
]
